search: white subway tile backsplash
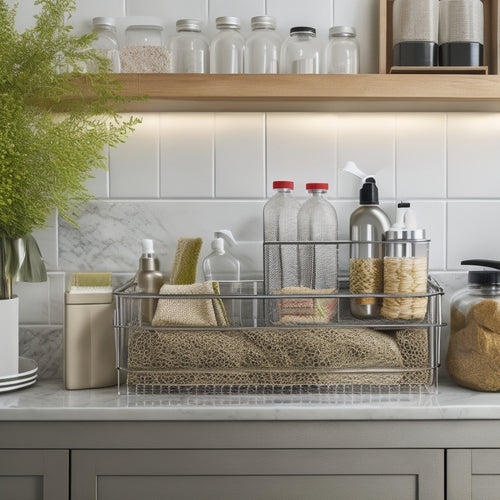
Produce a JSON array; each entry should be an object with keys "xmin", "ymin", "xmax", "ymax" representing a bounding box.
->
[
  {"xmin": 333, "ymin": 0, "xmax": 379, "ymax": 74},
  {"xmin": 447, "ymin": 201, "xmax": 500, "ymax": 269},
  {"xmin": 337, "ymin": 113, "xmax": 396, "ymax": 200},
  {"xmin": 448, "ymin": 113, "xmax": 500, "ymax": 198},
  {"xmin": 110, "ymin": 114, "xmax": 160, "ymax": 198},
  {"xmin": 266, "ymin": 113, "xmax": 337, "ymax": 198},
  {"xmin": 215, "ymin": 113, "xmax": 265, "ymax": 198},
  {"xmin": 86, "ymin": 146, "xmax": 110, "ymax": 199},
  {"xmin": 406, "ymin": 201, "xmax": 446, "ymax": 271},
  {"xmin": 49, "ymin": 273, "xmax": 66, "ymax": 325},
  {"xmin": 160, "ymin": 113, "xmax": 215, "ymax": 198},
  {"xmin": 32, "ymin": 212, "xmax": 58, "ymax": 272},
  {"xmin": 396, "ymin": 114, "xmax": 446, "ymax": 200},
  {"xmin": 126, "ymin": 0, "xmax": 208, "ymax": 36},
  {"xmin": 14, "ymin": 281, "xmax": 49, "ymax": 325},
  {"xmin": 72, "ymin": 0, "xmax": 126, "ymax": 36},
  {"xmin": 267, "ymin": 0, "xmax": 333, "ymax": 42}
]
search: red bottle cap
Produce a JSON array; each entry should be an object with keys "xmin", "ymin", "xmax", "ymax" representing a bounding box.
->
[
  {"xmin": 306, "ymin": 182, "xmax": 329, "ymax": 190},
  {"xmin": 273, "ymin": 180, "xmax": 294, "ymax": 189}
]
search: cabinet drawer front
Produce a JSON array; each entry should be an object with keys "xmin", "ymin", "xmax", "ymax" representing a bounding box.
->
[
  {"xmin": 0, "ymin": 450, "xmax": 68, "ymax": 500},
  {"xmin": 72, "ymin": 449, "xmax": 443, "ymax": 500}
]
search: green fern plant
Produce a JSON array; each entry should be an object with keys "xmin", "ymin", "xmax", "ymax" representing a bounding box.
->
[{"xmin": 0, "ymin": 0, "xmax": 140, "ymax": 299}]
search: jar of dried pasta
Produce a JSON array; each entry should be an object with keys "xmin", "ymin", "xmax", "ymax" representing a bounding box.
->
[
  {"xmin": 380, "ymin": 210, "xmax": 429, "ymax": 320},
  {"xmin": 447, "ymin": 259, "xmax": 500, "ymax": 391}
]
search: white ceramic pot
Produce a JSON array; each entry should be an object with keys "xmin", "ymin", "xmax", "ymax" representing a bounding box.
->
[{"xmin": 0, "ymin": 296, "xmax": 19, "ymax": 376}]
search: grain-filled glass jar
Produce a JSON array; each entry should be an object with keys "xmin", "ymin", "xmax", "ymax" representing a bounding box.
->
[
  {"xmin": 447, "ymin": 259, "xmax": 500, "ymax": 391},
  {"xmin": 120, "ymin": 17, "xmax": 171, "ymax": 73}
]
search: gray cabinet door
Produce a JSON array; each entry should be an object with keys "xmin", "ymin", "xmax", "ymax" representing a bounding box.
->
[
  {"xmin": 72, "ymin": 449, "xmax": 444, "ymax": 500},
  {"xmin": 0, "ymin": 450, "xmax": 68, "ymax": 500},
  {"xmin": 448, "ymin": 449, "xmax": 500, "ymax": 500}
]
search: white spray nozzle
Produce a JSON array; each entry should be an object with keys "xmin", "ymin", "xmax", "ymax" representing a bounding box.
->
[
  {"xmin": 214, "ymin": 229, "xmax": 238, "ymax": 246},
  {"xmin": 343, "ymin": 161, "xmax": 375, "ymax": 184},
  {"xmin": 141, "ymin": 238, "xmax": 155, "ymax": 255}
]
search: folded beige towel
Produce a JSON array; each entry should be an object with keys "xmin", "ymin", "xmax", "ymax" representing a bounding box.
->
[{"xmin": 152, "ymin": 281, "xmax": 229, "ymax": 327}]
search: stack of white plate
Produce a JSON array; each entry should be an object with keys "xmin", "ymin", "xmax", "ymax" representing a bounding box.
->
[{"xmin": 0, "ymin": 357, "xmax": 38, "ymax": 393}]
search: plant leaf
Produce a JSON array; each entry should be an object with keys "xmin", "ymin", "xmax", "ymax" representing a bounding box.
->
[{"xmin": 18, "ymin": 234, "xmax": 47, "ymax": 283}]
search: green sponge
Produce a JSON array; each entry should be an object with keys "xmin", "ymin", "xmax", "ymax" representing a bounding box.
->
[
  {"xmin": 170, "ymin": 237, "xmax": 202, "ymax": 285},
  {"xmin": 71, "ymin": 272, "xmax": 112, "ymax": 287}
]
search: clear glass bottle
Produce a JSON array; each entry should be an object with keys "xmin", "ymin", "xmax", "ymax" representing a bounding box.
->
[
  {"xmin": 244, "ymin": 15, "xmax": 281, "ymax": 74},
  {"xmin": 210, "ymin": 16, "xmax": 244, "ymax": 74},
  {"xmin": 447, "ymin": 260, "xmax": 500, "ymax": 391},
  {"xmin": 90, "ymin": 17, "xmax": 121, "ymax": 73},
  {"xmin": 167, "ymin": 19, "xmax": 209, "ymax": 73},
  {"xmin": 280, "ymin": 26, "xmax": 322, "ymax": 74},
  {"xmin": 324, "ymin": 26, "xmax": 360, "ymax": 74},
  {"xmin": 121, "ymin": 19, "xmax": 171, "ymax": 73},
  {"xmin": 263, "ymin": 180, "xmax": 301, "ymax": 293},
  {"xmin": 297, "ymin": 183, "xmax": 338, "ymax": 291}
]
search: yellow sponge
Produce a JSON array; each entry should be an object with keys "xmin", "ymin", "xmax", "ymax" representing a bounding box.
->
[{"xmin": 170, "ymin": 238, "xmax": 202, "ymax": 285}]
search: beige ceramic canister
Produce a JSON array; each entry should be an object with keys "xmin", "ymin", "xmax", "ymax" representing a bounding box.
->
[{"xmin": 64, "ymin": 275, "xmax": 116, "ymax": 390}]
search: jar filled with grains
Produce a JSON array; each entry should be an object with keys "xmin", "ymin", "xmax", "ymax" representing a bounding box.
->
[
  {"xmin": 120, "ymin": 18, "xmax": 171, "ymax": 73},
  {"xmin": 447, "ymin": 260, "xmax": 500, "ymax": 392}
]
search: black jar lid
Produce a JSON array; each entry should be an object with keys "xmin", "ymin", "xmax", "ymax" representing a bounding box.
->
[
  {"xmin": 290, "ymin": 26, "xmax": 316, "ymax": 35},
  {"xmin": 462, "ymin": 260, "xmax": 500, "ymax": 285}
]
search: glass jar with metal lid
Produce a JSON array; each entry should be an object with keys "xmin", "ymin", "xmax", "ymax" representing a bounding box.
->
[
  {"xmin": 244, "ymin": 15, "xmax": 281, "ymax": 74},
  {"xmin": 90, "ymin": 17, "xmax": 121, "ymax": 73},
  {"xmin": 280, "ymin": 26, "xmax": 322, "ymax": 74},
  {"xmin": 447, "ymin": 260, "xmax": 500, "ymax": 391},
  {"xmin": 324, "ymin": 26, "xmax": 360, "ymax": 74},
  {"xmin": 167, "ymin": 19, "xmax": 209, "ymax": 73},
  {"xmin": 210, "ymin": 16, "xmax": 244, "ymax": 74},
  {"xmin": 120, "ymin": 17, "xmax": 171, "ymax": 73}
]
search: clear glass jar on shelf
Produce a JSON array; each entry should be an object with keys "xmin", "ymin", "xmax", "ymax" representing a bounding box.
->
[
  {"xmin": 280, "ymin": 26, "xmax": 322, "ymax": 74},
  {"xmin": 167, "ymin": 19, "xmax": 209, "ymax": 73},
  {"xmin": 120, "ymin": 17, "xmax": 171, "ymax": 73},
  {"xmin": 210, "ymin": 16, "xmax": 244, "ymax": 74},
  {"xmin": 90, "ymin": 17, "xmax": 121, "ymax": 73},
  {"xmin": 324, "ymin": 26, "xmax": 360, "ymax": 74},
  {"xmin": 244, "ymin": 15, "xmax": 281, "ymax": 74}
]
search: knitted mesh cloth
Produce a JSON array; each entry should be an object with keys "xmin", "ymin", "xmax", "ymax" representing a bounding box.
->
[{"xmin": 127, "ymin": 326, "xmax": 430, "ymax": 388}]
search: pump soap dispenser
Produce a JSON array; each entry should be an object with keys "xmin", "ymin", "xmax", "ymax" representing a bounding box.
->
[
  {"xmin": 136, "ymin": 239, "xmax": 164, "ymax": 323},
  {"xmin": 344, "ymin": 161, "xmax": 391, "ymax": 318},
  {"xmin": 202, "ymin": 230, "xmax": 241, "ymax": 282}
]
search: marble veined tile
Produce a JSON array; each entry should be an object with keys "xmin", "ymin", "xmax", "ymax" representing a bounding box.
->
[
  {"xmin": 59, "ymin": 200, "xmax": 265, "ymax": 276},
  {"xmin": 19, "ymin": 326, "xmax": 63, "ymax": 379}
]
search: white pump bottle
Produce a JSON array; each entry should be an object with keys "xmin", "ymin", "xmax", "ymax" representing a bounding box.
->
[{"xmin": 202, "ymin": 230, "xmax": 241, "ymax": 281}]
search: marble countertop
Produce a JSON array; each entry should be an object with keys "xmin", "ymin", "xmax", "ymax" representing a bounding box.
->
[{"xmin": 1, "ymin": 377, "xmax": 500, "ymax": 421}]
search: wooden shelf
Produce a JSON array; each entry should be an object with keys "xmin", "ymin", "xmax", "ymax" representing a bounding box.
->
[{"xmin": 114, "ymin": 73, "xmax": 500, "ymax": 112}]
